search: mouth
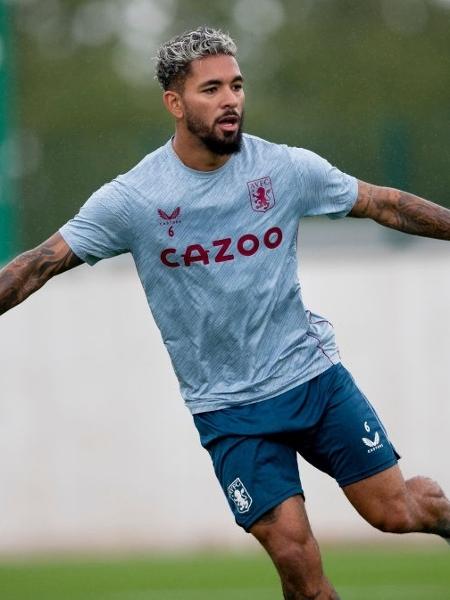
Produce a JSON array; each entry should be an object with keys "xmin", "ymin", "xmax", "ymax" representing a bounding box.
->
[{"xmin": 216, "ymin": 114, "xmax": 240, "ymax": 133}]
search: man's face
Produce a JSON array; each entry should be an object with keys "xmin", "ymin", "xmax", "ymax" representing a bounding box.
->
[{"xmin": 180, "ymin": 54, "xmax": 245, "ymax": 155}]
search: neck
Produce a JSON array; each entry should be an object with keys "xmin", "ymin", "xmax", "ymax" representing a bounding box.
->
[{"xmin": 171, "ymin": 127, "xmax": 232, "ymax": 172}]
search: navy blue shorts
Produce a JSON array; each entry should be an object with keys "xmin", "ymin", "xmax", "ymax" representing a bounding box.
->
[{"xmin": 193, "ymin": 363, "xmax": 400, "ymax": 531}]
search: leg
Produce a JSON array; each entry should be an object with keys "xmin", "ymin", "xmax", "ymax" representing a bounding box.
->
[
  {"xmin": 250, "ymin": 495, "xmax": 340, "ymax": 600},
  {"xmin": 292, "ymin": 364, "xmax": 450, "ymax": 542},
  {"xmin": 343, "ymin": 464, "xmax": 450, "ymax": 539}
]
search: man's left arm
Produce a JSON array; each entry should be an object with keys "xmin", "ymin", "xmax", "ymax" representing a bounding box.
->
[{"xmin": 349, "ymin": 181, "xmax": 450, "ymax": 241}]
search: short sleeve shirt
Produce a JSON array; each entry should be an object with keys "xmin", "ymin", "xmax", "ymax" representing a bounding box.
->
[{"xmin": 60, "ymin": 134, "xmax": 358, "ymax": 413}]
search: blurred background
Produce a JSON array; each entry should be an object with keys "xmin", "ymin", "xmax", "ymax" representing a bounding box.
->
[
  {"xmin": 1, "ymin": 0, "xmax": 450, "ymax": 598},
  {"xmin": 2, "ymin": 0, "xmax": 450, "ymax": 256}
]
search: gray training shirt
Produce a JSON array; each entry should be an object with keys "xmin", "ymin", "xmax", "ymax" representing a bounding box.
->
[{"xmin": 59, "ymin": 133, "xmax": 358, "ymax": 414}]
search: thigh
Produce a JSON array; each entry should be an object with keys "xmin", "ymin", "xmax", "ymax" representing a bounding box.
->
[
  {"xmin": 204, "ymin": 435, "xmax": 302, "ymax": 531},
  {"xmin": 250, "ymin": 496, "xmax": 339, "ymax": 599},
  {"xmin": 297, "ymin": 364, "xmax": 400, "ymax": 487},
  {"xmin": 250, "ymin": 494, "xmax": 313, "ymax": 545},
  {"xmin": 342, "ymin": 464, "xmax": 408, "ymax": 525}
]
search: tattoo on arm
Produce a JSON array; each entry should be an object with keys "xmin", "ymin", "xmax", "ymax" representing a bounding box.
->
[
  {"xmin": 350, "ymin": 181, "xmax": 450, "ymax": 241},
  {"xmin": 0, "ymin": 233, "xmax": 82, "ymax": 316}
]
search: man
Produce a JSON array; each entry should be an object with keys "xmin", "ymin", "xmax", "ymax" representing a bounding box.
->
[{"xmin": 1, "ymin": 26, "xmax": 449, "ymax": 600}]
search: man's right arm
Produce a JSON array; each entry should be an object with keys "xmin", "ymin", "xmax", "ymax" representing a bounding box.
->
[{"xmin": 0, "ymin": 232, "xmax": 83, "ymax": 316}]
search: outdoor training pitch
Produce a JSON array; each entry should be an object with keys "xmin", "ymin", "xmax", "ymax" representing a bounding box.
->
[{"xmin": 0, "ymin": 544, "xmax": 449, "ymax": 599}]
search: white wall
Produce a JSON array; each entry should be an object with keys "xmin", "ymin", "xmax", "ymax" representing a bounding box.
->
[{"xmin": 0, "ymin": 224, "xmax": 449, "ymax": 554}]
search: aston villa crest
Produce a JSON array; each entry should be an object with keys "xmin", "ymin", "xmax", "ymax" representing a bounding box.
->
[
  {"xmin": 247, "ymin": 176, "xmax": 275, "ymax": 212},
  {"xmin": 227, "ymin": 478, "xmax": 253, "ymax": 514}
]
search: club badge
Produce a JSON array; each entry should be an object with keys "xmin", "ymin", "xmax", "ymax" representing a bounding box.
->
[
  {"xmin": 247, "ymin": 176, "xmax": 275, "ymax": 212},
  {"xmin": 227, "ymin": 477, "xmax": 253, "ymax": 514}
]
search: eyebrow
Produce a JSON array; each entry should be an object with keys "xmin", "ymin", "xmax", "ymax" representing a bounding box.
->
[{"xmin": 199, "ymin": 75, "xmax": 244, "ymax": 88}]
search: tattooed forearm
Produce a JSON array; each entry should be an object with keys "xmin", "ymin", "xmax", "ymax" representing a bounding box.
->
[
  {"xmin": 0, "ymin": 233, "xmax": 82, "ymax": 316},
  {"xmin": 350, "ymin": 181, "xmax": 450, "ymax": 240}
]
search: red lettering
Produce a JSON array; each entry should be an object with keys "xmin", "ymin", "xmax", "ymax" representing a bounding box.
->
[
  {"xmin": 161, "ymin": 227, "xmax": 283, "ymax": 269},
  {"xmin": 160, "ymin": 248, "xmax": 180, "ymax": 268},
  {"xmin": 183, "ymin": 244, "xmax": 210, "ymax": 267},
  {"xmin": 264, "ymin": 227, "xmax": 283, "ymax": 249},
  {"xmin": 213, "ymin": 238, "xmax": 234, "ymax": 262},
  {"xmin": 237, "ymin": 234, "xmax": 260, "ymax": 257}
]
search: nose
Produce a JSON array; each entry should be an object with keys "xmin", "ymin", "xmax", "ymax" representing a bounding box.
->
[{"xmin": 220, "ymin": 86, "xmax": 240, "ymax": 109}]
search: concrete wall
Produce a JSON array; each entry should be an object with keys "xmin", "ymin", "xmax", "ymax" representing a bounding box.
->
[{"xmin": 0, "ymin": 223, "xmax": 449, "ymax": 554}]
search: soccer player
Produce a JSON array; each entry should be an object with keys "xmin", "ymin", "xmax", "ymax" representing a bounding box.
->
[{"xmin": 1, "ymin": 26, "xmax": 449, "ymax": 600}]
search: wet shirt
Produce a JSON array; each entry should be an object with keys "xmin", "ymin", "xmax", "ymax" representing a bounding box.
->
[{"xmin": 59, "ymin": 134, "xmax": 358, "ymax": 414}]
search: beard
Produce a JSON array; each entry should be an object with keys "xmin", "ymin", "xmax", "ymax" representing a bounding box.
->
[{"xmin": 185, "ymin": 108, "xmax": 244, "ymax": 156}]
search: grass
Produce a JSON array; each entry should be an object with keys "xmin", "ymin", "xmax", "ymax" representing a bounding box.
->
[{"xmin": 0, "ymin": 545, "xmax": 449, "ymax": 599}]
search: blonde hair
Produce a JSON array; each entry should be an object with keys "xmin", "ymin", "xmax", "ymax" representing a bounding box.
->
[{"xmin": 155, "ymin": 26, "xmax": 237, "ymax": 90}]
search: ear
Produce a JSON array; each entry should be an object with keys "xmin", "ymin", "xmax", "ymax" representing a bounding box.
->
[{"xmin": 163, "ymin": 90, "xmax": 184, "ymax": 119}]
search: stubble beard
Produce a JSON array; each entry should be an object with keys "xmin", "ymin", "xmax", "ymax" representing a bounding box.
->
[{"xmin": 185, "ymin": 109, "xmax": 244, "ymax": 156}]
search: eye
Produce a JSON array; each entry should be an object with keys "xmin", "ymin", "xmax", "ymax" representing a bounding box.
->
[
  {"xmin": 203, "ymin": 87, "xmax": 217, "ymax": 94},
  {"xmin": 233, "ymin": 83, "xmax": 243, "ymax": 91}
]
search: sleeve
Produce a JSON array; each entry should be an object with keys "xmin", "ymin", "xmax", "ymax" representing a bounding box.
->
[
  {"xmin": 286, "ymin": 146, "xmax": 358, "ymax": 219},
  {"xmin": 59, "ymin": 180, "xmax": 131, "ymax": 266}
]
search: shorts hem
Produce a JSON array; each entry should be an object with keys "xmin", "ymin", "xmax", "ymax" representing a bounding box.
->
[
  {"xmin": 239, "ymin": 487, "xmax": 303, "ymax": 532},
  {"xmin": 337, "ymin": 456, "xmax": 399, "ymax": 488}
]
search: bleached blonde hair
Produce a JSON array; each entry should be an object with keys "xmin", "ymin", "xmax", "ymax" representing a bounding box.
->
[{"xmin": 155, "ymin": 26, "xmax": 237, "ymax": 91}]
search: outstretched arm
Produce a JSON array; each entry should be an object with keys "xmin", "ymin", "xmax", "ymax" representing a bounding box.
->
[
  {"xmin": 349, "ymin": 181, "xmax": 450, "ymax": 240},
  {"xmin": 0, "ymin": 232, "xmax": 83, "ymax": 316}
]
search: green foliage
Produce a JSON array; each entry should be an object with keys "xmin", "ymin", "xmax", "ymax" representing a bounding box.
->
[{"xmin": 12, "ymin": 0, "xmax": 450, "ymax": 250}]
